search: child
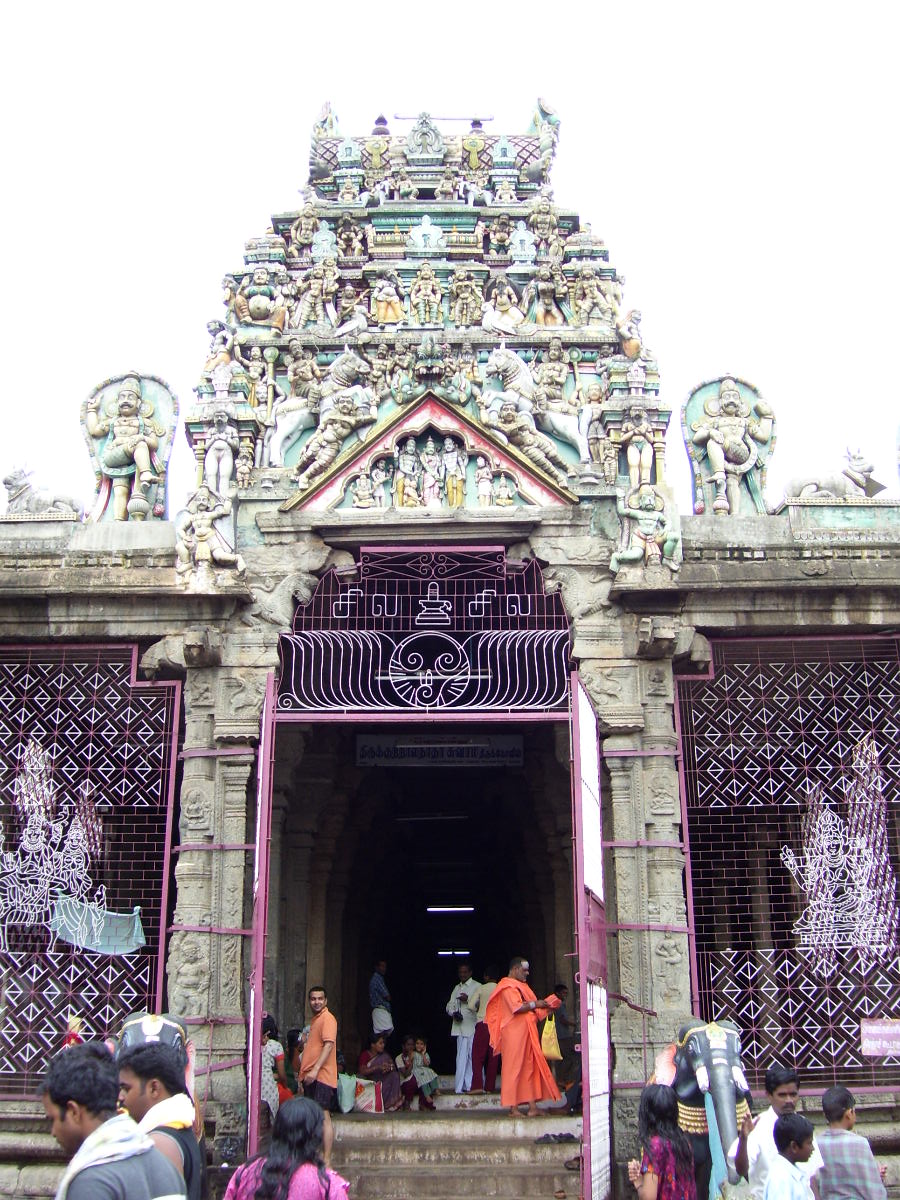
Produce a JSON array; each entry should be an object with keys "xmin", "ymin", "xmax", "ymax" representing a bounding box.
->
[
  {"xmin": 817, "ymin": 1086, "xmax": 886, "ymax": 1200},
  {"xmin": 765, "ymin": 1113, "xmax": 816, "ymax": 1200},
  {"xmin": 627, "ymin": 1083, "xmax": 697, "ymax": 1200},
  {"xmin": 413, "ymin": 1037, "xmax": 440, "ymax": 1100}
]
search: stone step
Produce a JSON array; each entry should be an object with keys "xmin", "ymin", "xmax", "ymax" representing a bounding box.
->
[
  {"xmin": 333, "ymin": 1135, "xmax": 580, "ymax": 1166},
  {"xmin": 333, "ymin": 1110, "xmax": 582, "ymax": 1141},
  {"xmin": 343, "ymin": 1164, "xmax": 577, "ymax": 1199}
]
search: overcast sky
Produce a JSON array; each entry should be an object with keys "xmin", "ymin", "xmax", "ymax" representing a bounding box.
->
[{"xmin": 4, "ymin": 2, "xmax": 898, "ymax": 514}]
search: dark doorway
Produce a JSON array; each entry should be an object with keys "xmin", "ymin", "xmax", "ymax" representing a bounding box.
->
[{"xmin": 269, "ymin": 721, "xmax": 574, "ymax": 1075}]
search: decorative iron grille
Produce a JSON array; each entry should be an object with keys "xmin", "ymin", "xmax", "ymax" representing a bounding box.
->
[
  {"xmin": 0, "ymin": 646, "xmax": 179, "ymax": 1096},
  {"xmin": 677, "ymin": 638, "xmax": 900, "ymax": 1089},
  {"xmin": 278, "ymin": 548, "xmax": 571, "ymax": 714}
]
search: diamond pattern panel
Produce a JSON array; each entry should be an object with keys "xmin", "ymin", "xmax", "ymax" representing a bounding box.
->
[
  {"xmin": 0, "ymin": 646, "xmax": 178, "ymax": 1097},
  {"xmin": 679, "ymin": 639, "xmax": 900, "ymax": 1088}
]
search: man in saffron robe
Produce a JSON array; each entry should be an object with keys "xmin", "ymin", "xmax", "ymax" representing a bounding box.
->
[{"xmin": 486, "ymin": 955, "xmax": 562, "ymax": 1116}]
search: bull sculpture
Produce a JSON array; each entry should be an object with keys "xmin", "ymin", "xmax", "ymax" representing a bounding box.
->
[{"xmin": 652, "ymin": 1018, "xmax": 752, "ymax": 1200}]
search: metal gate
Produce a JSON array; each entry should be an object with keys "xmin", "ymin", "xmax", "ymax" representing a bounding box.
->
[
  {"xmin": 676, "ymin": 636, "xmax": 900, "ymax": 1090},
  {"xmin": 0, "ymin": 645, "xmax": 180, "ymax": 1095}
]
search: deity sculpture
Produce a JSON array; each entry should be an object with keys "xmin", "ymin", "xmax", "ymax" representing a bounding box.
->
[
  {"xmin": 409, "ymin": 265, "xmax": 443, "ymax": 325},
  {"xmin": 202, "ymin": 410, "xmax": 240, "ymax": 496},
  {"xmin": 337, "ymin": 178, "xmax": 360, "ymax": 205},
  {"xmin": 441, "ymin": 437, "xmax": 468, "ymax": 507},
  {"xmin": 580, "ymin": 383, "xmax": 618, "ymax": 484},
  {"xmin": 420, "ymin": 437, "xmax": 444, "ymax": 508},
  {"xmin": 475, "ymin": 457, "xmax": 493, "ymax": 506},
  {"xmin": 619, "ymin": 406, "xmax": 655, "ymax": 489},
  {"xmin": 449, "ymin": 271, "xmax": 482, "ymax": 328},
  {"xmin": 493, "ymin": 474, "xmax": 517, "ymax": 505},
  {"xmin": 294, "ymin": 394, "xmax": 371, "ymax": 490},
  {"xmin": 234, "ymin": 267, "xmax": 287, "ymax": 333},
  {"xmin": 201, "ymin": 322, "xmax": 234, "ymax": 379},
  {"xmin": 523, "ymin": 264, "xmax": 567, "ymax": 327},
  {"xmin": 233, "ymin": 342, "xmax": 268, "ymax": 409},
  {"xmin": 393, "ymin": 437, "xmax": 422, "ymax": 507},
  {"xmin": 491, "ymin": 178, "xmax": 518, "ymax": 205},
  {"xmin": 334, "ymin": 283, "xmax": 369, "ymax": 338},
  {"xmin": 481, "ymin": 276, "xmax": 526, "ymax": 335},
  {"xmin": 610, "ymin": 485, "xmax": 680, "ymax": 573},
  {"xmin": 370, "ymin": 459, "xmax": 393, "ymax": 507},
  {"xmin": 372, "ymin": 273, "xmax": 406, "ymax": 325},
  {"xmin": 368, "ymin": 343, "xmax": 397, "ymax": 400},
  {"xmin": 351, "ymin": 473, "xmax": 377, "ymax": 508},
  {"xmin": 175, "ymin": 487, "xmax": 245, "ymax": 582},
  {"xmin": 531, "ymin": 338, "xmax": 570, "ymax": 411},
  {"xmin": 435, "ymin": 166, "xmax": 458, "ymax": 200},
  {"xmin": 527, "ymin": 197, "xmax": 564, "ymax": 258},
  {"xmin": 336, "ymin": 213, "xmax": 365, "ymax": 257},
  {"xmin": 286, "ymin": 342, "xmax": 324, "ymax": 400},
  {"xmin": 292, "ymin": 265, "xmax": 330, "ymax": 329},
  {"xmin": 572, "ymin": 265, "xmax": 613, "ymax": 326},
  {"xmin": 494, "ymin": 402, "xmax": 569, "ymax": 488},
  {"xmin": 616, "ymin": 308, "xmax": 646, "ymax": 360},
  {"xmin": 393, "ymin": 166, "xmax": 418, "ymax": 201},
  {"xmin": 289, "ymin": 205, "xmax": 320, "ymax": 258},
  {"xmin": 83, "ymin": 376, "xmax": 169, "ymax": 522},
  {"xmin": 686, "ymin": 377, "xmax": 775, "ymax": 516},
  {"xmin": 488, "ymin": 213, "xmax": 513, "ymax": 257},
  {"xmin": 235, "ymin": 440, "xmax": 254, "ymax": 489}
]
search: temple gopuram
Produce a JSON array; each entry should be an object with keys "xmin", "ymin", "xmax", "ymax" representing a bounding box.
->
[{"xmin": 1, "ymin": 102, "xmax": 899, "ymax": 1200}]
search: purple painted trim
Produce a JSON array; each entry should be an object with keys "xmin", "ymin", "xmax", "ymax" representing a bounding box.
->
[
  {"xmin": 173, "ymin": 844, "xmax": 255, "ymax": 853},
  {"xmin": 607, "ymin": 923, "xmax": 690, "ymax": 933},
  {"xmin": 247, "ymin": 672, "xmax": 277, "ymax": 1157},
  {"xmin": 603, "ymin": 748, "xmax": 679, "ymax": 758},
  {"xmin": 168, "ymin": 924, "xmax": 254, "ymax": 936},
  {"xmin": 274, "ymin": 709, "xmax": 564, "ymax": 724},
  {"xmin": 673, "ymin": 674, "xmax": 701, "ymax": 1015},
  {"xmin": 602, "ymin": 840, "xmax": 685, "ymax": 850},
  {"xmin": 179, "ymin": 746, "xmax": 256, "ymax": 759},
  {"xmin": 126, "ymin": 645, "xmax": 182, "ymax": 1016}
]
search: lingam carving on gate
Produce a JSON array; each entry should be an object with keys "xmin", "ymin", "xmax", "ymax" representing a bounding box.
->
[{"xmin": 277, "ymin": 549, "xmax": 570, "ymax": 713}]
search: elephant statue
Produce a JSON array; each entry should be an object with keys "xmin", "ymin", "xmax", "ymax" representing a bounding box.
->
[{"xmin": 652, "ymin": 1019, "xmax": 752, "ymax": 1199}]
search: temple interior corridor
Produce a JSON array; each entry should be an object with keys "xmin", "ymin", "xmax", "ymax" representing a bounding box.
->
[{"xmin": 262, "ymin": 721, "xmax": 575, "ymax": 1071}]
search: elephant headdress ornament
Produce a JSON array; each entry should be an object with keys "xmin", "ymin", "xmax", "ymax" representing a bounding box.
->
[{"xmin": 652, "ymin": 1019, "xmax": 752, "ymax": 1200}]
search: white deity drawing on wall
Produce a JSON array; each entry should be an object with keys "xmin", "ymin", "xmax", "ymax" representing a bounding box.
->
[
  {"xmin": 0, "ymin": 738, "xmax": 145, "ymax": 955},
  {"xmin": 781, "ymin": 735, "xmax": 899, "ymax": 980}
]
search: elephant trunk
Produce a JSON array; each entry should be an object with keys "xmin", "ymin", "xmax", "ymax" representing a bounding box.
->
[{"xmin": 700, "ymin": 1061, "xmax": 740, "ymax": 1185}]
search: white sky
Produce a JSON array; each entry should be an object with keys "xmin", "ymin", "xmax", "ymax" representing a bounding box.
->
[{"xmin": 3, "ymin": 2, "xmax": 898, "ymax": 514}]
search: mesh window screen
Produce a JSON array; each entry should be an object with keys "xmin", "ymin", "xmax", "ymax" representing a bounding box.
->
[
  {"xmin": 677, "ymin": 638, "xmax": 900, "ymax": 1088},
  {"xmin": 0, "ymin": 646, "xmax": 179, "ymax": 1096}
]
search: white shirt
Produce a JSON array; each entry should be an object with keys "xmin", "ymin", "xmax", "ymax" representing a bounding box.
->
[
  {"xmin": 446, "ymin": 979, "xmax": 481, "ymax": 1037},
  {"xmin": 728, "ymin": 1107, "xmax": 823, "ymax": 1200},
  {"xmin": 764, "ymin": 1154, "xmax": 815, "ymax": 1200}
]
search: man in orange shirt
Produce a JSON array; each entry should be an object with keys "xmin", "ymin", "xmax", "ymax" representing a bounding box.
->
[
  {"xmin": 486, "ymin": 956, "xmax": 561, "ymax": 1117},
  {"xmin": 299, "ymin": 985, "xmax": 337, "ymax": 1163}
]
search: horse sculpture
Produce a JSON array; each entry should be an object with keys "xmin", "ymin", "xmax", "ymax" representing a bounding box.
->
[
  {"xmin": 652, "ymin": 1018, "xmax": 752, "ymax": 1200},
  {"xmin": 483, "ymin": 346, "xmax": 588, "ymax": 462},
  {"xmin": 268, "ymin": 347, "xmax": 376, "ymax": 467}
]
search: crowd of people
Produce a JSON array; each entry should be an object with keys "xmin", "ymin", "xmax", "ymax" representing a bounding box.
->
[
  {"xmin": 628, "ymin": 1067, "xmax": 888, "ymax": 1200},
  {"xmin": 40, "ymin": 960, "xmax": 888, "ymax": 1200}
]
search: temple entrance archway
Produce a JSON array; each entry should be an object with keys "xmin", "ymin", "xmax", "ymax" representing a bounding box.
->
[{"xmin": 248, "ymin": 547, "xmax": 610, "ymax": 1197}]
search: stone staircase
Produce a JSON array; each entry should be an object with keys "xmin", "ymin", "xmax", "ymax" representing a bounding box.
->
[{"xmin": 332, "ymin": 1108, "xmax": 583, "ymax": 1200}]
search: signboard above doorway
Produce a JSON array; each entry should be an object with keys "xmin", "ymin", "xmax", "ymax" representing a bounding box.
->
[{"xmin": 356, "ymin": 733, "xmax": 524, "ymax": 768}]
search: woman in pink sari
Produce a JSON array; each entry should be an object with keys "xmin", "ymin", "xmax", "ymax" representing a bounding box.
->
[
  {"xmin": 358, "ymin": 1034, "xmax": 403, "ymax": 1112},
  {"xmin": 224, "ymin": 1096, "xmax": 349, "ymax": 1200}
]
